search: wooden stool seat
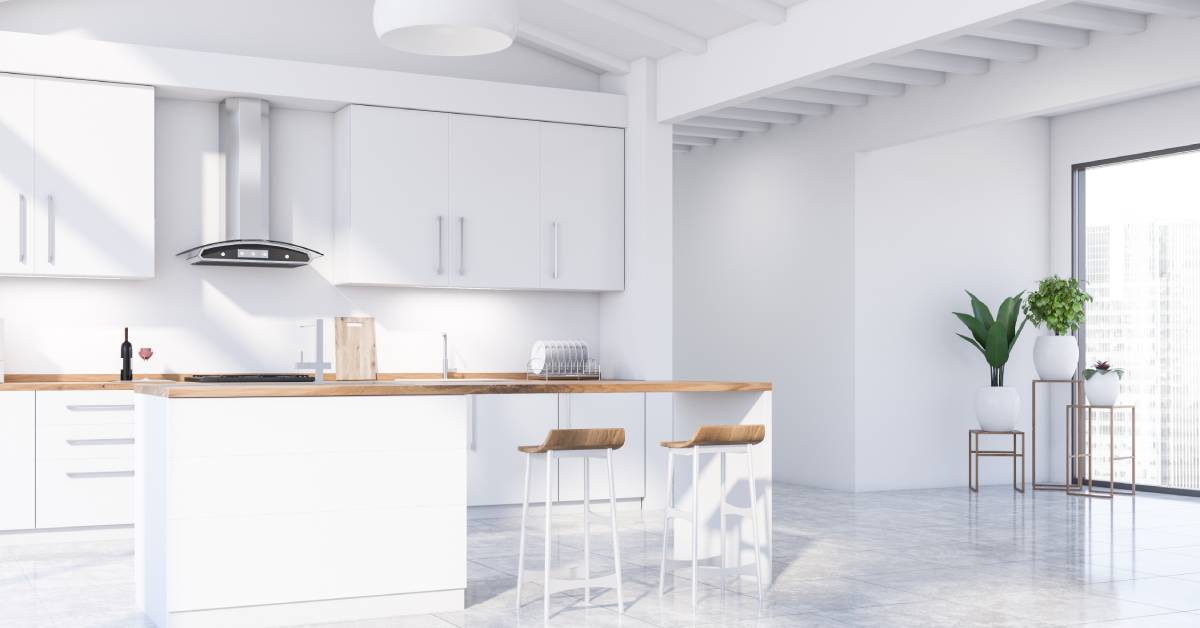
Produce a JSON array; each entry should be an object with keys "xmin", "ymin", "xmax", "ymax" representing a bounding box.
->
[
  {"xmin": 660, "ymin": 424, "xmax": 765, "ymax": 449},
  {"xmin": 518, "ymin": 428, "xmax": 625, "ymax": 454}
]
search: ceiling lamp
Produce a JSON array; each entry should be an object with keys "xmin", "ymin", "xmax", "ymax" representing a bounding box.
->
[{"xmin": 373, "ymin": 0, "xmax": 520, "ymax": 56}]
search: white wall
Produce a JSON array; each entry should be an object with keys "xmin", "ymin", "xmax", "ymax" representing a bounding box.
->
[
  {"xmin": 0, "ymin": 99, "xmax": 601, "ymax": 376},
  {"xmin": 854, "ymin": 119, "xmax": 1049, "ymax": 491}
]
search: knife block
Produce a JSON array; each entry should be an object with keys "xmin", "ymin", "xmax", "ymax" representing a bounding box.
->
[{"xmin": 335, "ymin": 316, "xmax": 377, "ymax": 381}]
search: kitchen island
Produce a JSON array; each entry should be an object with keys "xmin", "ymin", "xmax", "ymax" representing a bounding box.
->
[{"xmin": 133, "ymin": 379, "xmax": 772, "ymax": 627}]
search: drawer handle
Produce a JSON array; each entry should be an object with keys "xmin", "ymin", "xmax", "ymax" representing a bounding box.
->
[
  {"xmin": 65, "ymin": 404, "xmax": 135, "ymax": 412},
  {"xmin": 66, "ymin": 438, "xmax": 135, "ymax": 446},
  {"xmin": 66, "ymin": 470, "xmax": 134, "ymax": 479}
]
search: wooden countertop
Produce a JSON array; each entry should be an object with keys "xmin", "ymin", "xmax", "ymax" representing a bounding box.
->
[
  {"xmin": 134, "ymin": 380, "xmax": 772, "ymax": 398},
  {"xmin": 0, "ymin": 374, "xmax": 771, "ymax": 397}
]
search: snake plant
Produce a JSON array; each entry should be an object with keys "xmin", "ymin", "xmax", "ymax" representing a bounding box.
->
[{"xmin": 954, "ymin": 290, "xmax": 1027, "ymax": 387}]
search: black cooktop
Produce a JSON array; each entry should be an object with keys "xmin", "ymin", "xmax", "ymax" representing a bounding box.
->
[{"xmin": 185, "ymin": 374, "xmax": 316, "ymax": 383}]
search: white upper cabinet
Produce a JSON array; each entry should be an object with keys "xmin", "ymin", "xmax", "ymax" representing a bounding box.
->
[
  {"xmin": 0, "ymin": 75, "xmax": 36, "ymax": 276},
  {"xmin": 448, "ymin": 115, "xmax": 541, "ymax": 290},
  {"xmin": 540, "ymin": 123, "xmax": 624, "ymax": 291},
  {"xmin": 333, "ymin": 105, "xmax": 623, "ymax": 291},
  {"xmin": 32, "ymin": 77, "xmax": 155, "ymax": 279},
  {"xmin": 334, "ymin": 106, "xmax": 450, "ymax": 287}
]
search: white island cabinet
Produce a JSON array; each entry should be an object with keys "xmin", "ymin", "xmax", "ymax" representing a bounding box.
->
[
  {"xmin": 135, "ymin": 380, "xmax": 771, "ymax": 626},
  {"xmin": 0, "ymin": 392, "xmax": 35, "ymax": 530}
]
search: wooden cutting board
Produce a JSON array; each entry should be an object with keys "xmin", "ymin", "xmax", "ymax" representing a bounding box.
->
[{"xmin": 335, "ymin": 316, "xmax": 377, "ymax": 381}]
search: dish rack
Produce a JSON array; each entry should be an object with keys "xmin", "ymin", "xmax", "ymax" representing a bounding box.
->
[{"xmin": 525, "ymin": 340, "xmax": 602, "ymax": 380}]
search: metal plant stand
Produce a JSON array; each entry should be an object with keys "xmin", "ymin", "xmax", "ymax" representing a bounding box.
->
[
  {"xmin": 968, "ymin": 429, "xmax": 1025, "ymax": 493},
  {"xmin": 1031, "ymin": 379, "xmax": 1084, "ymax": 491},
  {"xmin": 1066, "ymin": 404, "xmax": 1136, "ymax": 499}
]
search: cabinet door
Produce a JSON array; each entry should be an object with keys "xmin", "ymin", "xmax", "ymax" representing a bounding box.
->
[
  {"xmin": 467, "ymin": 394, "xmax": 558, "ymax": 506},
  {"xmin": 33, "ymin": 77, "xmax": 154, "ymax": 278},
  {"xmin": 559, "ymin": 393, "xmax": 645, "ymax": 501},
  {"xmin": 0, "ymin": 74, "xmax": 36, "ymax": 276},
  {"xmin": 448, "ymin": 115, "xmax": 540, "ymax": 289},
  {"xmin": 0, "ymin": 392, "xmax": 35, "ymax": 530},
  {"xmin": 334, "ymin": 106, "xmax": 450, "ymax": 287},
  {"xmin": 540, "ymin": 123, "xmax": 624, "ymax": 291}
]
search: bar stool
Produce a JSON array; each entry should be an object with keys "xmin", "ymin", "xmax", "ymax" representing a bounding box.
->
[
  {"xmin": 658, "ymin": 424, "xmax": 766, "ymax": 607},
  {"xmin": 515, "ymin": 428, "xmax": 625, "ymax": 619}
]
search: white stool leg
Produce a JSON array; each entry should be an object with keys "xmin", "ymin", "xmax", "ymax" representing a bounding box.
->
[
  {"xmin": 606, "ymin": 448, "xmax": 624, "ymax": 614},
  {"xmin": 544, "ymin": 451, "xmax": 554, "ymax": 620},
  {"xmin": 583, "ymin": 456, "xmax": 591, "ymax": 606},
  {"xmin": 746, "ymin": 445, "xmax": 764, "ymax": 605},
  {"xmin": 691, "ymin": 447, "xmax": 699, "ymax": 608},
  {"xmin": 516, "ymin": 453, "xmax": 532, "ymax": 608},
  {"xmin": 719, "ymin": 450, "xmax": 727, "ymax": 591},
  {"xmin": 658, "ymin": 450, "xmax": 674, "ymax": 596}
]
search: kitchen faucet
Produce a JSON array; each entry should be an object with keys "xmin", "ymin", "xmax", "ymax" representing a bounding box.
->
[
  {"xmin": 442, "ymin": 331, "xmax": 449, "ymax": 380},
  {"xmin": 296, "ymin": 319, "xmax": 332, "ymax": 382}
]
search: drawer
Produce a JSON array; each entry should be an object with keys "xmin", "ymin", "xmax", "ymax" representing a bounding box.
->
[
  {"xmin": 37, "ymin": 422, "xmax": 135, "ymax": 461},
  {"xmin": 36, "ymin": 458, "xmax": 134, "ymax": 528},
  {"xmin": 36, "ymin": 391, "xmax": 135, "ymax": 427}
]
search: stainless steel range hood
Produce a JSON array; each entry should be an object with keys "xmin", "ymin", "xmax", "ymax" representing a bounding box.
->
[{"xmin": 177, "ymin": 98, "xmax": 322, "ymax": 268}]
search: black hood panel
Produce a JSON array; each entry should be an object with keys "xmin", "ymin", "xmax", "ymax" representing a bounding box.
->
[{"xmin": 177, "ymin": 239, "xmax": 323, "ymax": 268}]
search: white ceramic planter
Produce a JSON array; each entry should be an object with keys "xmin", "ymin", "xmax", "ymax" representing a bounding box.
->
[
  {"xmin": 975, "ymin": 386, "xmax": 1019, "ymax": 431},
  {"xmin": 1033, "ymin": 335, "xmax": 1080, "ymax": 380},
  {"xmin": 1085, "ymin": 371, "xmax": 1121, "ymax": 406}
]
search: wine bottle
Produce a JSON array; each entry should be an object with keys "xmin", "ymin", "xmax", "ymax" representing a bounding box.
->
[{"xmin": 120, "ymin": 327, "xmax": 133, "ymax": 381}]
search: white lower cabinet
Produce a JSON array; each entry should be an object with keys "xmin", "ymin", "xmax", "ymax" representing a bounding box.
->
[
  {"xmin": 559, "ymin": 393, "xmax": 646, "ymax": 502},
  {"xmin": 467, "ymin": 394, "xmax": 559, "ymax": 506},
  {"xmin": 0, "ymin": 392, "xmax": 35, "ymax": 530},
  {"xmin": 35, "ymin": 391, "xmax": 136, "ymax": 528}
]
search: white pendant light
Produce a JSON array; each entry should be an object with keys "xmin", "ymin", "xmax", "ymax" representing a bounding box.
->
[{"xmin": 373, "ymin": 0, "xmax": 519, "ymax": 56}]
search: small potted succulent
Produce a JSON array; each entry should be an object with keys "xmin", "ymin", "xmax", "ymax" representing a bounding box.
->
[
  {"xmin": 955, "ymin": 290, "xmax": 1026, "ymax": 431},
  {"xmin": 1084, "ymin": 360, "xmax": 1125, "ymax": 407},
  {"xmin": 1023, "ymin": 276, "xmax": 1092, "ymax": 380}
]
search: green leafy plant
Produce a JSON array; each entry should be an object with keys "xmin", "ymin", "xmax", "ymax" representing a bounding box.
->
[
  {"xmin": 954, "ymin": 290, "xmax": 1027, "ymax": 387},
  {"xmin": 1084, "ymin": 360, "xmax": 1125, "ymax": 380},
  {"xmin": 1023, "ymin": 276, "xmax": 1092, "ymax": 336}
]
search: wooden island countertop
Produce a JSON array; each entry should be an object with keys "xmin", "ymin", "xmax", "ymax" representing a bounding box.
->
[{"xmin": 132, "ymin": 379, "xmax": 772, "ymax": 398}]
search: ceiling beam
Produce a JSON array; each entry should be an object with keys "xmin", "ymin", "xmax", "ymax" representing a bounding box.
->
[
  {"xmin": 656, "ymin": 0, "xmax": 1074, "ymax": 122},
  {"xmin": 927, "ymin": 35, "xmax": 1039, "ymax": 62},
  {"xmin": 842, "ymin": 63, "xmax": 946, "ymax": 86},
  {"xmin": 558, "ymin": 0, "xmax": 708, "ymax": 54},
  {"xmin": 686, "ymin": 116, "xmax": 771, "ymax": 132},
  {"xmin": 673, "ymin": 134, "xmax": 718, "ymax": 146},
  {"xmin": 674, "ymin": 124, "xmax": 743, "ymax": 139},
  {"xmin": 515, "ymin": 23, "xmax": 630, "ymax": 74},
  {"xmin": 740, "ymin": 98, "xmax": 834, "ymax": 115},
  {"xmin": 889, "ymin": 49, "xmax": 990, "ymax": 74},
  {"xmin": 710, "ymin": 0, "xmax": 787, "ymax": 25},
  {"xmin": 984, "ymin": 19, "xmax": 1090, "ymax": 48},
  {"xmin": 811, "ymin": 75, "xmax": 906, "ymax": 97},
  {"xmin": 709, "ymin": 107, "xmax": 802, "ymax": 124},
  {"xmin": 772, "ymin": 86, "xmax": 869, "ymax": 106},
  {"xmin": 1027, "ymin": 4, "xmax": 1146, "ymax": 34},
  {"xmin": 1082, "ymin": 0, "xmax": 1200, "ymax": 17}
]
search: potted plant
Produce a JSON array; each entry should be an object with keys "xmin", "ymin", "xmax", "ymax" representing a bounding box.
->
[
  {"xmin": 1022, "ymin": 276, "xmax": 1092, "ymax": 380},
  {"xmin": 955, "ymin": 290, "xmax": 1027, "ymax": 431},
  {"xmin": 1084, "ymin": 360, "xmax": 1125, "ymax": 406}
]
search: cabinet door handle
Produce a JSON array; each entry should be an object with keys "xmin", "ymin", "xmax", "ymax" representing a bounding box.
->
[
  {"xmin": 66, "ymin": 470, "xmax": 135, "ymax": 479},
  {"xmin": 18, "ymin": 194, "xmax": 27, "ymax": 264},
  {"xmin": 66, "ymin": 438, "xmax": 135, "ymax": 446},
  {"xmin": 458, "ymin": 216, "xmax": 465, "ymax": 276},
  {"xmin": 553, "ymin": 221, "xmax": 560, "ymax": 280},
  {"xmin": 46, "ymin": 194, "xmax": 55, "ymax": 264},
  {"xmin": 66, "ymin": 404, "xmax": 135, "ymax": 412},
  {"xmin": 435, "ymin": 216, "xmax": 444, "ymax": 274}
]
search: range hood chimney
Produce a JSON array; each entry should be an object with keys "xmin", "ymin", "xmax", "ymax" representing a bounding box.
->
[{"xmin": 177, "ymin": 98, "xmax": 322, "ymax": 268}]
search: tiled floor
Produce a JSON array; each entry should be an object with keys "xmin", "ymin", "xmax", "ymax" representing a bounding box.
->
[{"xmin": 4, "ymin": 484, "xmax": 1200, "ymax": 627}]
